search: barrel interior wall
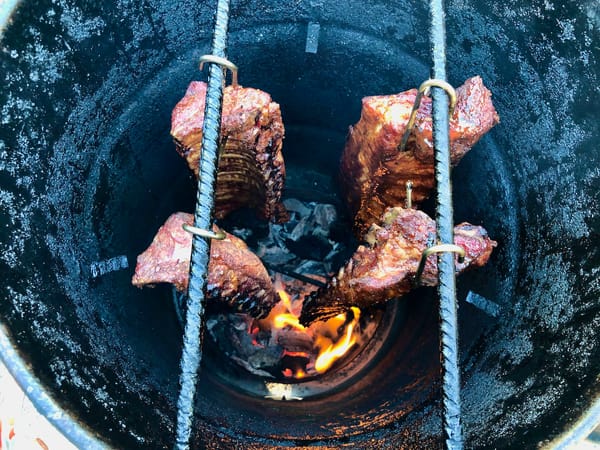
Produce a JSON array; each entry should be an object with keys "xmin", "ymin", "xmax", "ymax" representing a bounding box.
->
[{"xmin": 0, "ymin": 0, "xmax": 599, "ymax": 448}]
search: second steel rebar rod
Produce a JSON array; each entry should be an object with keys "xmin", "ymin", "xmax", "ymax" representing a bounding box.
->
[
  {"xmin": 174, "ymin": 0, "xmax": 231, "ymax": 448},
  {"xmin": 429, "ymin": 0, "xmax": 464, "ymax": 448}
]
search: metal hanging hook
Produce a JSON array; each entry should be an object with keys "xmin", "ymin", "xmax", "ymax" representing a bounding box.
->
[
  {"xmin": 406, "ymin": 181, "xmax": 413, "ymax": 208},
  {"xmin": 182, "ymin": 223, "xmax": 226, "ymax": 240},
  {"xmin": 199, "ymin": 54, "xmax": 239, "ymax": 87},
  {"xmin": 414, "ymin": 243, "xmax": 465, "ymax": 286},
  {"xmin": 398, "ymin": 78, "xmax": 457, "ymax": 152}
]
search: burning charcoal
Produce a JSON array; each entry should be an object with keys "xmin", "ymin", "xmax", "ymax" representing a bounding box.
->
[
  {"xmin": 299, "ymin": 207, "xmax": 497, "ymax": 325},
  {"xmin": 171, "ymin": 81, "xmax": 288, "ymax": 223},
  {"xmin": 313, "ymin": 204, "xmax": 337, "ymax": 230},
  {"xmin": 311, "ymin": 227, "xmax": 329, "ymax": 240},
  {"xmin": 206, "ymin": 270, "xmax": 370, "ymax": 379},
  {"xmin": 286, "ymin": 235, "xmax": 332, "ymax": 261},
  {"xmin": 283, "ymin": 198, "xmax": 311, "ymax": 218},
  {"xmin": 229, "ymin": 199, "xmax": 350, "ymax": 278},
  {"xmin": 295, "ymin": 259, "xmax": 329, "ymax": 278},
  {"xmin": 289, "ymin": 216, "xmax": 313, "ymax": 242},
  {"xmin": 340, "ymin": 76, "xmax": 499, "ymax": 234},
  {"xmin": 269, "ymin": 222, "xmax": 288, "ymax": 249},
  {"xmin": 207, "ymin": 314, "xmax": 283, "ymax": 377},
  {"xmin": 131, "ymin": 212, "xmax": 278, "ymax": 318},
  {"xmin": 236, "ymin": 338, "xmax": 285, "ymax": 376},
  {"xmin": 276, "ymin": 330, "xmax": 314, "ymax": 353},
  {"xmin": 256, "ymin": 243, "xmax": 296, "ymax": 267},
  {"xmin": 286, "ymin": 202, "xmax": 337, "ymax": 243},
  {"xmin": 282, "ymin": 217, "xmax": 299, "ymax": 236},
  {"xmin": 324, "ymin": 242, "xmax": 342, "ymax": 262}
]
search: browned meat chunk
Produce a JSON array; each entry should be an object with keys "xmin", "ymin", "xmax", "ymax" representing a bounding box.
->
[
  {"xmin": 131, "ymin": 212, "xmax": 277, "ymax": 318},
  {"xmin": 299, "ymin": 207, "xmax": 496, "ymax": 325},
  {"xmin": 171, "ymin": 82, "xmax": 288, "ymax": 223},
  {"xmin": 340, "ymin": 76, "xmax": 499, "ymax": 235}
]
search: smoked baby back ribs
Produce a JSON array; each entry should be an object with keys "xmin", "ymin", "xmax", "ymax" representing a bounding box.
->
[
  {"xmin": 131, "ymin": 212, "xmax": 277, "ymax": 318},
  {"xmin": 299, "ymin": 207, "xmax": 496, "ymax": 325},
  {"xmin": 171, "ymin": 81, "xmax": 288, "ymax": 223},
  {"xmin": 340, "ymin": 76, "xmax": 499, "ymax": 235}
]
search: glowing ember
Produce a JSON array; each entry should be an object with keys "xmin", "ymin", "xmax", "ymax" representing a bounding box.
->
[
  {"xmin": 283, "ymin": 350, "xmax": 310, "ymax": 358},
  {"xmin": 197, "ymin": 198, "xmax": 376, "ymax": 383}
]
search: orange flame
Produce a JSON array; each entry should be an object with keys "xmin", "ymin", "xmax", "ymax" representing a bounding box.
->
[
  {"xmin": 273, "ymin": 313, "xmax": 305, "ymax": 331},
  {"xmin": 314, "ymin": 307, "xmax": 361, "ymax": 373},
  {"xmin": 258, "ymin": 285, "xmax": 361, "ymax": 379},
  {"xmin": 262, "ymin": 289, "xmax": 306, "ymax": 331},
  {"xmin": 278, "ymin": 288, "xmax": 293, "ymax": 310}
]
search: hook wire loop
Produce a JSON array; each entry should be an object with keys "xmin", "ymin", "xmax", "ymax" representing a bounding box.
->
[
  {"xmin": 199, "ymin": 54, "xmax": 238, "ymax": 87},
  {"xmin": 414, "ymin": 244, "xmax": 465, "ymax": 286},
  {"xmin": 182, "ymin": 223, "xmax": 226, "ymax": 240},
  {"xmin": 398, "ymin": 78, "xmax": 457, "ymax": 152}
]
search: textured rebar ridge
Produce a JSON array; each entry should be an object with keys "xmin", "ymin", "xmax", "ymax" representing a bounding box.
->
[
  {"xmin": 430, "ymin": 0, "xmax": 464, "ymax": 448},
  {"xmin": 174, "ymin": 0, "xmax": 231, "ymax": 448}
]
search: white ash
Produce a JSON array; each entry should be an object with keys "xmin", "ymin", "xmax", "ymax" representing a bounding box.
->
[
  {"xmin": 231, "ymin": 198, "xmax": 347, "ymax": 278},
  {"xmin": 206, "ymin": 313, "xmax": 283, "ymax": 378}
]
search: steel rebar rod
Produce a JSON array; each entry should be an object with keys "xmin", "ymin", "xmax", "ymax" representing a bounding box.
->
[
  {"xmin": 429, "ymin": 0, "xmax": 464, "ymax": 448},
  {"xmin": 174, "ymin": 0, "xmax": 231, "ymax": 448}
]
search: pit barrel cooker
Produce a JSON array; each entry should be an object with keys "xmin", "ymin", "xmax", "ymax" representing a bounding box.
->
[{"xmin": 0, "ymin": 0, "xmax": 599, "ymax": 448}]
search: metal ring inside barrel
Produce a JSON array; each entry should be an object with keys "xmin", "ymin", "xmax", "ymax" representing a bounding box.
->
[
  {"xmin": 398, "ymin": 79, "xmax": 457, "ymax": 152},
  {"xmin": 182, "ymin": 223, "xmax": 226, "ymax": 240},
  {"xmin": 415, "ymin": 243, "xmax": 465, "ymax": 285},
  {"xmin": 199, "ymin": 54, "xmax": 238, "ymax": 87}
]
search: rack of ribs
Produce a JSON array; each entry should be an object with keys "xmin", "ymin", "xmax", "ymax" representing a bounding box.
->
[
  {"xmin": 299, "ymin": 207, "xmax": 496, "ymax": 325},
  {"xmin": 132, "ymin": 212, "xmax": 277, "ymax": 318},
  {"xmin": 340, "ymin": 76, "xmax": 499, "ymax": 235},
  {"xmin": 171, "ymin": 81, "xmax": 288, "ymax": 223}
]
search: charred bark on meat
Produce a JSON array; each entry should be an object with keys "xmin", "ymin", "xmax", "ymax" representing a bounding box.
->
[
  {"xmin": 340, "ymin": 76, "xmax": 499, "ymax": 235},
  {"xmin": 132, "ymin": 212, "xmax": 277, "ymax": 318},
  {"xmin": 299, "ymin": 207, "xmax": 497, "ymax": 325},
  {"xmin": 171, "ymin": 82, "xmax": 288, "ymax": 223}
]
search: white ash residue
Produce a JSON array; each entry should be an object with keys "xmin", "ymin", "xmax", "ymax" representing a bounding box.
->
[{"xmin": 206, "ymin": 313, "xmax": 282, "ymax": 378}]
